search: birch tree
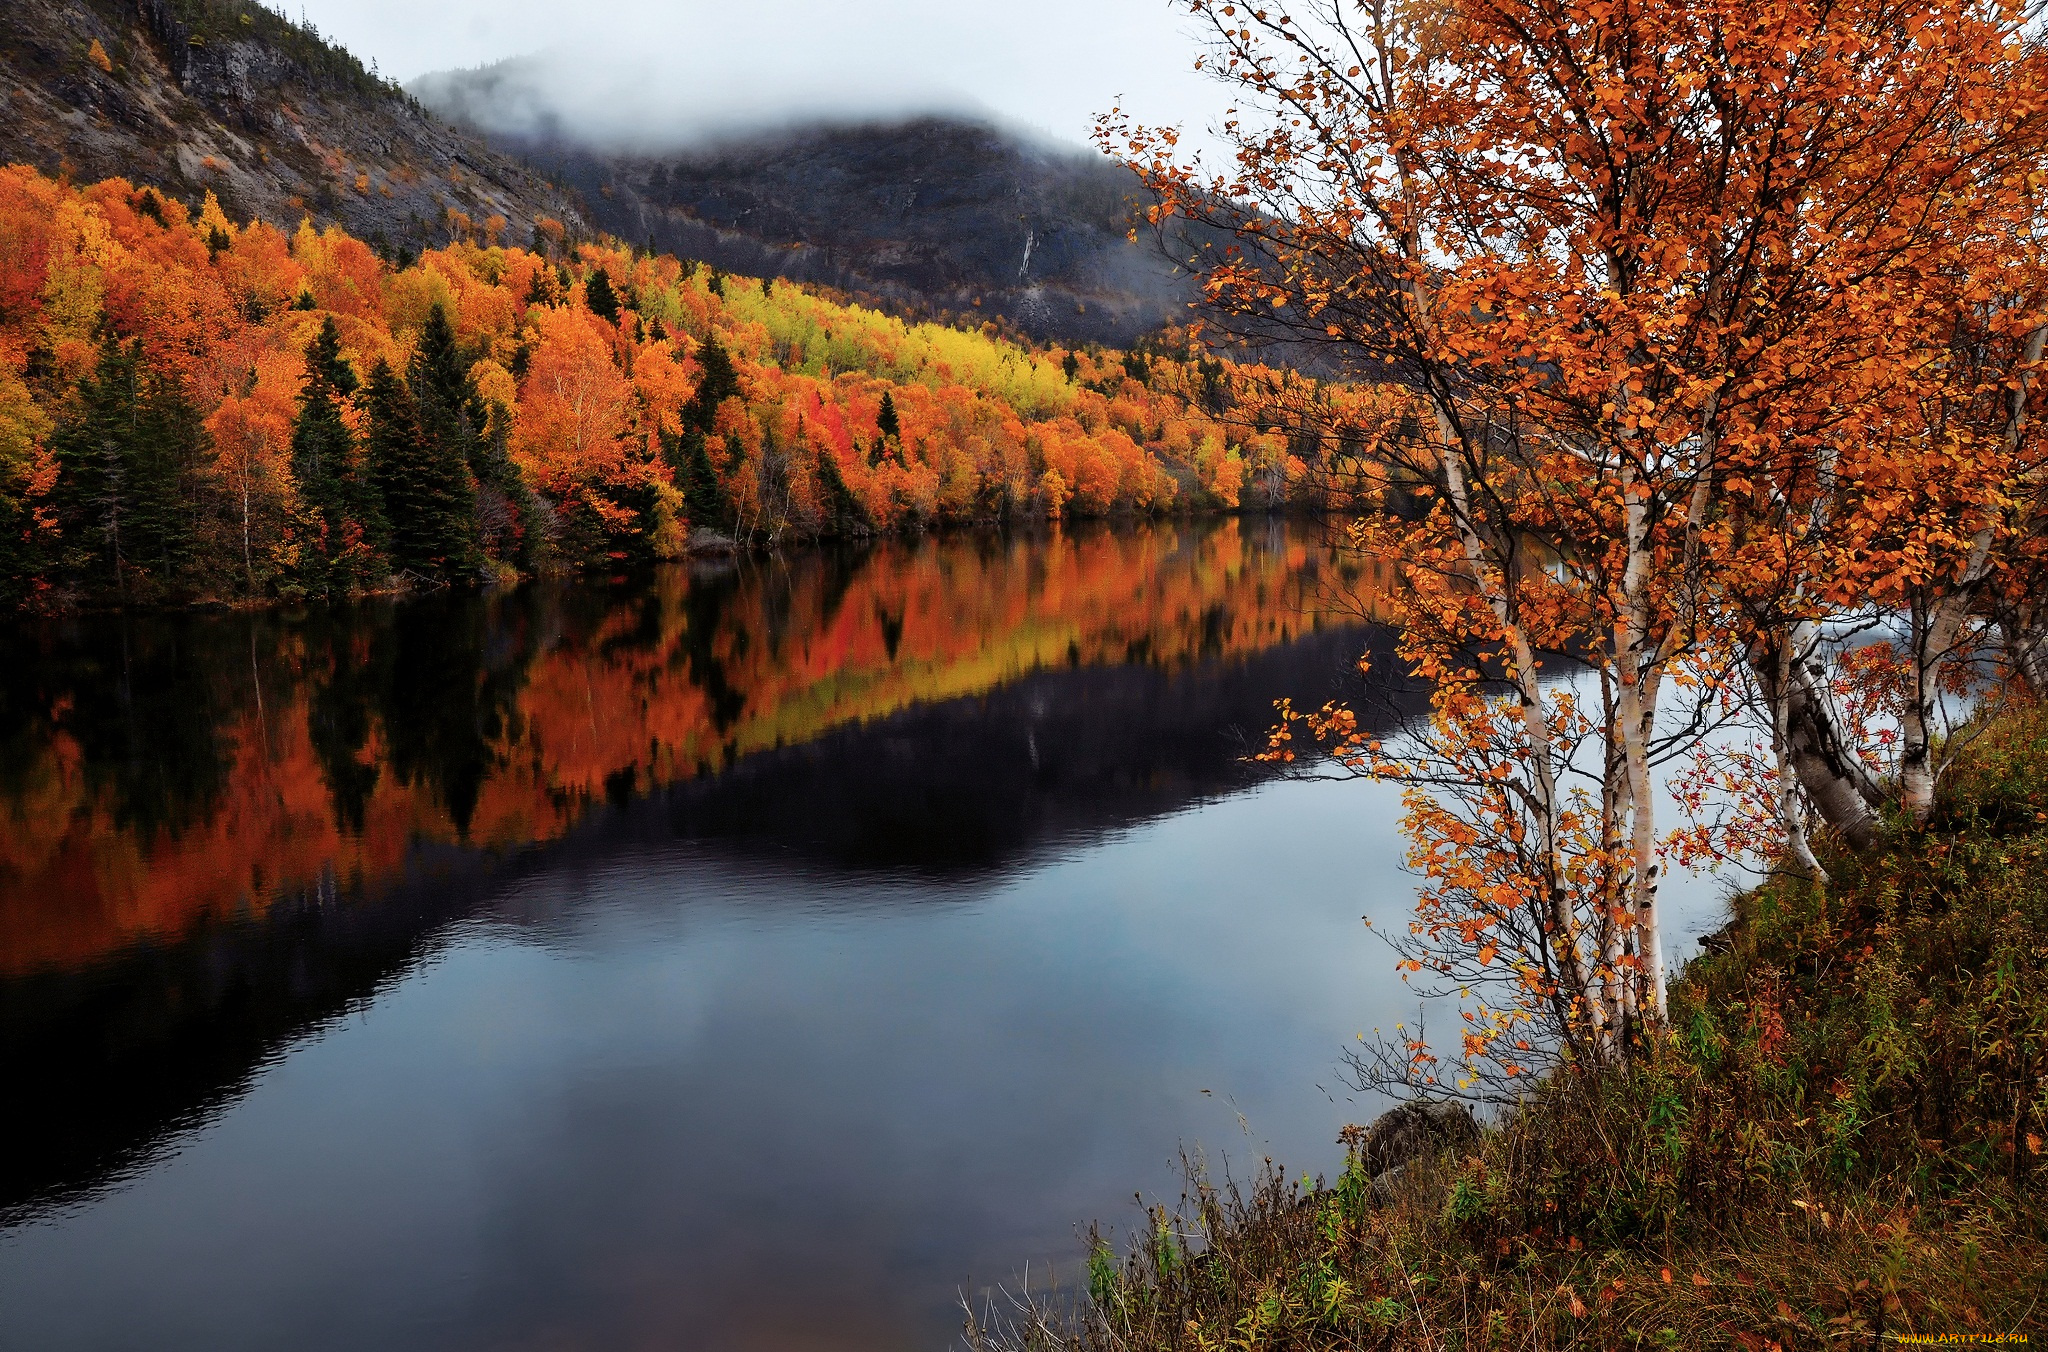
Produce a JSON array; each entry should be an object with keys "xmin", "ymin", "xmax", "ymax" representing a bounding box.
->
[{"xmin": 1125, "ymin": 0, "xmax": 2048, "ymax": 1067}]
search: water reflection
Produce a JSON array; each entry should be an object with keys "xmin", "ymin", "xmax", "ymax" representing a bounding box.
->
[
  {"xmin": 1, "ymin": 521, "xmax": 1400, "ymax": 977},
  {"xmin": 0, "ymin": 520, "xmax": 1420, "ymax": 1352}
]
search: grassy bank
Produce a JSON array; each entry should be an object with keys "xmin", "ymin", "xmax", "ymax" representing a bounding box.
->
[{"xmin": 982, "ymin": 709, "xmax": 2048, "ymax": 1350}]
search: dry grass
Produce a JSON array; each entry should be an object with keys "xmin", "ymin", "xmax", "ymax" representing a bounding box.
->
[{"xmin": 970, "ymin": 710, "xmax": 2048, "ymax": 1351}]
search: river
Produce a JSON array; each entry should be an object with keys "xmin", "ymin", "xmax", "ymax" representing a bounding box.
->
[{"xmin": 0, "ymin": 519, "xmax": 1714, "ymax": 1351}]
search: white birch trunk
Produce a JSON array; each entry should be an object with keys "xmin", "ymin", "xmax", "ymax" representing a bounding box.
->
[
  {"xmin": 1770, "ymin": 638, "xmax": 1828, "ymax": 882},
  {"xmin": 1614, "ymin": 461, "xmax": 1667, "ymax": 1020},
  {"xmin": 1899, "ymin": 324, "xmax": 2046, "ymax": 823}
]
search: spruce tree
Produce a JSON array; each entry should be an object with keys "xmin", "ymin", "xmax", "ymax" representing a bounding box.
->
[
  {"xmin": 670, "ymin": 426, "xmax": 733, "ymax": 536},
  {"xmin": 132, "ymin": 364, "xmax": 206, "ymax": 589},
  {"xmin": 683, "ymin": 334, "xmax": 740, "ymax": 435},
  {"xmin": 291, "ymin": 317, "xmax": 384, "ymax": 592},
  {"xmin": 404, "ymin": 306, "xmax": 484, "ymax": 577},
  {"xmin": 365, "ymin": 355, "xmax": 475, "ymax": 582},
  {"xmin": 584, "ymin": 269, "xmax": 621, "ymax": 324},
  {"xmin": 51, "ymin": 335, "xmax": 201, "ymax": 599},
  {"xmin": 814, "ymin": 441, "xmax": 864, "ymax": 537},
  {"xmin": 413, "ymin": 305, "xmax": 484, "ymax": 436},
  {"xmin": 471, "ymin": 402, "xmax": 550, "ymax": 572},
  {"xmin": 875, "ymin": 390, "xmax": 903, "ymax": 465},
  {"xmin": 665, "ymin": 333, "xmax": 742, "ymax": 535}
]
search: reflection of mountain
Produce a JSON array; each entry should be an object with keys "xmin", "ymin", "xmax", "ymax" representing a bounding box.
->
[
  {"xmin": 0, "ymin": 521, "xmax": 1398, "ymax": 976},
  {"xmin": 653, "ymin": 623, "xmax": 1403, "ymax": 874},
  {"xmin": 0, "ymin": 604, "xmax": 1402, "ymax": 1224},
  {"xmin": 0, "ymin": 842, "xmax": 518, "ymax": 1224},
  {"xmin": 0, "ymin": 522, "xmax": 1410, "ymax": 1220}
]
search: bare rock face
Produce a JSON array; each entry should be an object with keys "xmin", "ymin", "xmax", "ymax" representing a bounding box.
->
[
  {"xmin": 0, "ymin": 0, "xmax": 582, "ymax": 251},
  {"xmin": 412, "ymin": 59, "xmax": 1214, "ymax": 344},
  {"xmin": 1340, "ymin": 1101, "xmax": 1481, "ymax": 1179}
]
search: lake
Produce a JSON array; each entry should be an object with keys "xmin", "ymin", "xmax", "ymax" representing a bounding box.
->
[{"xmin": 0, "ymin": 520, "xmax": 1722, "ymax": 1351}]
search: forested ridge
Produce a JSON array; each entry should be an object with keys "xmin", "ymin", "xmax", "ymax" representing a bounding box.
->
[
  {"xmin": 0, "ymin": 166, "xmax": 1345, "ymax": 610},
  {"xmin": 0, "ymin": 0, "xmax": 582, "ymax": 255}
]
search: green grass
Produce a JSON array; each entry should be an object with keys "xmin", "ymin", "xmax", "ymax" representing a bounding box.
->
[{"xmin": 976, "ymin": 708, "xmax": 2048, "ymax": 1350}]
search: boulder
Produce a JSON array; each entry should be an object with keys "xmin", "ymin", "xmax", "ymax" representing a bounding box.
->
[{"xmin": 1339, "ymin": 1100, "xmax": 1480, "ymax": 1179}]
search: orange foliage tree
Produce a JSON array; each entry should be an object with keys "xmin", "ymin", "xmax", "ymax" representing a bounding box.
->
[
  {"xmin": 0, "ymin": 166, "xmax": 1315, "ymax": 607},
  {"xmin": 1123, "ymin": 0, "xmax": 2048, "ymax": 1076}
]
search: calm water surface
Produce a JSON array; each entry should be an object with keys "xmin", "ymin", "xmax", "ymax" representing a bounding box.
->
[{"xmin": 0, "ymin": 521, "xmax": 1718, "ymax": 1351}]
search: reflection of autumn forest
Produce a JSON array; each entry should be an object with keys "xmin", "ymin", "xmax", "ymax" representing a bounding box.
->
[
  {"xmin": 0, "ymin": 522, "xmax": 1397, "ymax": 974},
  {"xmin": 0, "ymin": 167, "xmax": 1371, "ymax": 608}
]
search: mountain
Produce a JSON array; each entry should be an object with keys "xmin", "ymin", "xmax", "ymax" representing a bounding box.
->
[
  {"xmin": 412, "ymin": 59, "xmax": 1203, "ymax": 345},
  {"xmin": 0, "ymin": 0, "xmax": 582, "ymax": 254},
  {"xmin": 0, "ymin": 2, "xmax": 1205, "ymax": 346}
]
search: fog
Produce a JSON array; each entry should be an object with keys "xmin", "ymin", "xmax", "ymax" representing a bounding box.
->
[{"xmin": 289, "ymin": 0, "xmax": 1225, "ymax": 153}]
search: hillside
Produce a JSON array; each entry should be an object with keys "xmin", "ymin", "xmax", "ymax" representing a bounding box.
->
[
  {"xmin": 412, "ymin": 60, "xmax": 1202, "ymax": 345},
  {"xmin": 0, "ymin": 163, "xmax": 1372, "ymax": 610},
  {"xmin": 980, "ymin": 710, "xmax": 2048, "ymax": 1349},
  {"xmin": 0, "ymin": 0, "xmax": 582, "ymax": 254}
]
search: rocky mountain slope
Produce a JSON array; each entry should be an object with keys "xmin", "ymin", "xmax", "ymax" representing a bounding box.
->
[
  {"xmin": 0, "ymin": 0, "xmax": 581, "ymax": 253},
  {"xmin": 413, "ymin": 59, "xmax": 1202, "ymax": 345}
]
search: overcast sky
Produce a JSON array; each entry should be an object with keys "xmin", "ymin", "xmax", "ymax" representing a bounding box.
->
[{"xmin": 285, "ymin": 0, "xmax": 1227, "ymax": 150}]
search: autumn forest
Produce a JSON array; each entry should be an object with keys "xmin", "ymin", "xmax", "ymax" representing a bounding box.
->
[
  {"xmin": 0, "ymin": 165, "xmax": 1333, "ymax": 610},
  {"xmin": 8, "ymin": 0, "xmax": 2048, "ymax": 1343}
]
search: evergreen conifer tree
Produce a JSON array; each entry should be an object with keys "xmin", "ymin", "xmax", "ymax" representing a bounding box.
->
[
  {"xmin": 406, "ymin": 306, "xmax": 484, "ymax": 576},
  {"xmin": 670, "ymin": 427, "xmax": 732, "ymax": 536},
  {"xmin": 814, "ymin": 441, "xmax": 864, "ymax": 536},
  {"xmin": 365, "ymin": 353, "xmax": 476, "ymax": 582},
  {"xmin": 291, "ymin": 317, "xmax": 384, "ymax": 592},
  {"xmin": 665, "ymin": 333, "xmax": 742, "ymax": 534},
  {"xmin": 471, "ymin": 401, "xmax": 550, "ymax": 571},
  {"xmin": 524, "ymin": 266, "xmax": 556, "ymax": 308},
  {"xmin": 876, "ymin": 390, "xmax": 900, "ymax": 444},
  {"xmin": 412, "ymin": 305, "xmax": 483, "ymax": 434},
  {"xmin": 684, "ymin": 334, "xmax": 741, "ymax": 434},
  {"xmin": 584, "ymin": 269, "xmax": 621, "ymax": 324},
  {"xmin": 51, "ymin": 335, "xmax": 202, "ymax": 599},
  {"xmin": 874, "ymin": 390, "xmax": 905, "ymax": 465}
]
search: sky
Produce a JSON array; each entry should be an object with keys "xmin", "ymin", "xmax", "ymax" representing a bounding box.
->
[{"xmin": 284, "ymin": 0, "xmax": 1228, "ymax": 151}]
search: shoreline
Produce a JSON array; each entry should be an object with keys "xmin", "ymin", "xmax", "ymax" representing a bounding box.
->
[
  {"xmin": 978, "ymin": 706, "xmax": 2048, "ymax": 1349},
  {"xmin": 9, "ymin": 507, "xmax": 1339, "ymax": 620}
]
